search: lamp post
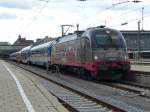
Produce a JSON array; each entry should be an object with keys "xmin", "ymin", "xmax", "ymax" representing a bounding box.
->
[
  {"xmin": 141, "ymin": 7, "xmax": 144, "ymax": 30},
  {"xmin": 137, "ymin": 20, "xmax": 141, "ymax": 59},
  {"xmin": 121, "ymin": 21, "xmax": 141, "ymax": 59}
]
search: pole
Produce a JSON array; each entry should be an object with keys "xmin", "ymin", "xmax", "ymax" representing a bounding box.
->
[
  {"xmin": 105, "ymin": 20, "xmax": 107, "ymax": 26},
  {"xmin": 61, "ymin": 24, "xmax": 74, "ymax": 36},
  {"xmin": 61, "ymin": 25, "xmax": 64, "ymax": 36},
  {"xmin": 141, "ymin": 7, "xmax": 144, "ymax": 30},
  {"xmin": 76, "ymin": 24, "xmax": 79, "ymax": 31},
  {"xmin": 137, "ymin": 20, "xmax": 141, "ymax": 59}
]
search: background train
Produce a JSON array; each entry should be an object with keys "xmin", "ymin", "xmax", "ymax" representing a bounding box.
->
[
  {"xmin": 9, "ymin": 26, "xmax": 131, "ymax": 80},
  {"xmin": 128, "ymin": 50, "xmax": 150, "ymax": 59}
]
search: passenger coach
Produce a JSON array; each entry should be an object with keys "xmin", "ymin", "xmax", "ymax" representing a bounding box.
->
[
  {"xmin": 21, "ymin": 45, "xmax": 32, "ymax": 64},
  {"xmin": 9, "ymin": 51, "xmax": 22, "ymax": 62},
  {"xmin": 29, "ymin": 41, "xmax": 54, "ymax": 67}
]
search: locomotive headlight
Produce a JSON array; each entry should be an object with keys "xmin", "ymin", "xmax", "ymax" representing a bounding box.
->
[
  {"xmin": 125, "ymin": 55, "xmax": 128, "ymax": 60},
  {"xmin": 106, "ymin": 30, "xmax": 110, "ymax": 34},
  {"xmin": 94, "ymin": 55, "xmax": 98, "ymax": 60},
  {"xmin": 124, "ymin": 54, "xmax": 129, "ymax": 60}
]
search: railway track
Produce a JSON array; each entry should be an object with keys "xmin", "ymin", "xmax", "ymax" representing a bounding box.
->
[
  {"xmin": 8, "ymin": 61, "xmax": 125, "ymax": 112},
  {"xmin": 7, "ymin": 60, "xmax": 147, "ymax": 112},
  {"xmin": 118, "ymin": 80, "xmax": 150, "ymax": 90},
  {"xmin": 100, "ymin": 81, "xmax": 150, "ymax": 99}
]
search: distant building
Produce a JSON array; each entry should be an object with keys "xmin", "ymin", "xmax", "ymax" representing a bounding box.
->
[
  {"xmin": 0, "ymin": 42, "xmax": 10, "ymax": 45},
  {"xmin": 13, "ymin": 35, "xmax": 34, "ymax": 46},
  {"xmin": 121, "ymin": 30, "xmax": 150, "ymax": 51},
  {"xmin": 34, "ymin": 36, "xmax": 55, "ymax": 46}
]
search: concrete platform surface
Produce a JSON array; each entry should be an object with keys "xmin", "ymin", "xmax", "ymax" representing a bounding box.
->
[
  {"xmin": 130, "ymin": 59, "xmax": 150, "ymax": 65},
  {"xmin": 131, "ymin": 65, "xmax": 150, "ymax": 72},
  {"xmin": 0, "ymin": 60, "xmax": 69, "ymax": 112}
]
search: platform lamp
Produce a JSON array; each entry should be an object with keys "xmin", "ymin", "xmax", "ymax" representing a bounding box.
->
[{"xmin": 137, "ymin": 20, "xmax": 141, "ymax": 59}]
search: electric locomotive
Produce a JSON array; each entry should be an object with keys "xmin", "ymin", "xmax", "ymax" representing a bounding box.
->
[{"xmin": 51, "ymin": 26, "xmax": 130, "ymax": 80}]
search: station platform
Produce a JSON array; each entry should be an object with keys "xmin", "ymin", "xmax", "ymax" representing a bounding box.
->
[
  {"xmin": 130, "ymin": 59, "xmax": 150, "ymax": 65},
  {"xmin": 131, "ymin": 65, "xmax": 150, "ymax": 72},
  {"xmin": 0, "ymin": 60, "xmax": 68, "ymax": 112}
]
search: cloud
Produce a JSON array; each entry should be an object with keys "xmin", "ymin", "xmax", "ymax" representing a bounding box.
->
[
  {"xmin": 0, "ymin": 0, "xmax": 150, "ymax": 44},
  {"xmin": 0, "ymin": 13, "xmax": 17, "ymax": 19},
  {"xmin": 0, "ymin": 0, "xmax": 36, "ymax": 9}
]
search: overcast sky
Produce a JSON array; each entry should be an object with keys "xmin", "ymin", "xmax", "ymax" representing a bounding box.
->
[{"xmin": 0, "ymin": 0, "xmax": 150, "ymax": 44}]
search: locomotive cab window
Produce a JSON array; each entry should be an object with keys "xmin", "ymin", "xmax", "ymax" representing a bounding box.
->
[
  {"xmin": 92, "ymin": 30, "xmax": 126, "ymax": 50},
  {"xmin": 94, "ymin": 34, "xmax": 111, "ymax": 48}
]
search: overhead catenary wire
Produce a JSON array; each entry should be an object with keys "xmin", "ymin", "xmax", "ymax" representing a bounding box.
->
[
  {"xmin": 84, "ymin": 0, "xmax": 148, "ymax": 28},
  {"xmin": 102, "ymin": 3, "xmax": 150, "ymax": 25},
  {"xmin": 97, "ymin": 2, "xmax": 150, "ymax": 29},
  {"xmin": 81, "ymin": 0, "xmax": 149, "ymax": 28},
  {"xmin": 24, "ymin": 1, "xmax": 49, "ymax": 28},
  {"xmin": 79, "ymin": 0, "xmax": 132, "ymax": 28},
  {"xmin": 18, "ymin": 0, "xmax": 140, "ymax": 32},
  {"xmin": 110, "ymin": 13, "xmax": 150, "ymax": 28},
  {"xmin": 18, "ymin": 0, "xmax": 150, "ymax": 36},
  {"xmin": 19, "ymin": 0, "xmax": 50, "ymax": 35}
]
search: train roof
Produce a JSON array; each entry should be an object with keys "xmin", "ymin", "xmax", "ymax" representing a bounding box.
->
[
  {"xmin": 53, "ymin": 27, "xmax": 121, "ymax": 44},
  {"xmin": 21, "ymin": 45, "xmax": 32, "ymax": 52},
  {"xmin": 10, "ymin": 50, "xmax": 21, "ymax": 56},
  {"xmin": 30, "ymin": 40, "xmax": 54, "ymax": 51},
  {"xmin": 55, "ymin": 31, "xmax": 84, "ymax": 44},
  {"xmin": 56, "ymin": 33, "xmax": 78, "ymax": 44},
  {"xmin": 86, "ymin": 26, "xmax": 119, "ymax": 33}
]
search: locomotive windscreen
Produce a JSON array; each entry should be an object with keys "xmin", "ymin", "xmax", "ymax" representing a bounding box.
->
[{"xmin": 92, "ymin": 30, "xmax": 126, "ymax": 50}]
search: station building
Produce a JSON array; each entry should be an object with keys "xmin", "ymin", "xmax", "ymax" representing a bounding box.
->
[
  {"xmin": 121, "ymin": 30, "xmax": 150, "ymax": 51},
  {"xmin": 13, "ymin": 35, "xmax": 34, "ymax": 46},
  {"xmin": 0, "ymin": 35, "xmax": 34, "ymax": 58}
]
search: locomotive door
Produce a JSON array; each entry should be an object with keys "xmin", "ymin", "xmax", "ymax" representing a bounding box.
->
[
  {"xmin": 84, "ymin": 37, "xmax": 91, "ymax": 61},
  {"xmin": 80, "ymin": 38, "xmax": 85, "ymax": 62},
  {"xmin": 80, "ymin": 37, "xmax": 91, "ymax": 62}
]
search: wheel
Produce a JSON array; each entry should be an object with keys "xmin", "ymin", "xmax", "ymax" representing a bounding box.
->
[
  {"xmin": 85, "ymin": 71, "xmax": 93, "ymax": 80},
  {"xmin": 77, "ymin": 68, "xmax": 84, "ymax": 78},
  {"xmin": 46, "ymin": 63, "xmax": 50, "ymax": 74},
  {"xmin": 77, "ymin": 68, "xmax": 91, "ymax": 80}
]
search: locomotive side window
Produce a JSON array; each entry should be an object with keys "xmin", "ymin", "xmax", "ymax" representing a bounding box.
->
[{"xmin": 111, "ymin": 32, "xmax": 126, "ymax": 50}]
